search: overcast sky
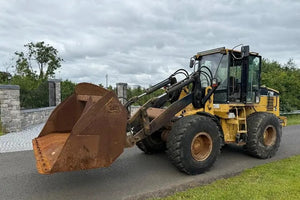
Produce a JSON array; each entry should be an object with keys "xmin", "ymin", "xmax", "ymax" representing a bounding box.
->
[{"xmin": 0, "ymin": 0, "xmax": 300, "ymax": 87}]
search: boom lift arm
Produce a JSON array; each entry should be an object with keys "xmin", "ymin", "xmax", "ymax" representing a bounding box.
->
[{"xmin": 125, "ymin": 68, "xmax": 219, "ymax": 147}]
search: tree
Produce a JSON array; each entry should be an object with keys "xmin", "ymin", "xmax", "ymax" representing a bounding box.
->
[
  {"xmin": 14, "ymin": 41, "xmax": 63, "ymax": 80},
  {"xmin": 10, "ymin": 41, "xmax": 63, "ymax": 108},
  {"xmin": 0, "ymin": 71, "xmax": 11, "ymax": 83},
  {"xmin": 107, "ymin": 85, "xmax": 114, "ymax": 91},
  {"xmin": 61, "ymin": 79, "xmax": 76, "ymax": 101}
]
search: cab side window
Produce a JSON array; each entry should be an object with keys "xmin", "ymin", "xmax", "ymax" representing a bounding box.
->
[{"xmin": 247, "ymin": 56, "xmax": 260, "ymax": 103}]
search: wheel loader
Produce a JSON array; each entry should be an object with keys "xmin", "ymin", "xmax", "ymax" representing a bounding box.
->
[{"xmin": 32, "ymin": 45, "xmax": 287, "ymax": 175}]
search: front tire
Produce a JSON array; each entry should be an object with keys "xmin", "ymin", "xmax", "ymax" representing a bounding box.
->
[
  {"xmin": 244, "ymin": 112, "xmax": 282, "ymax": 159},
  {"xmin": 166, "ymin": 115, "xmax": 222, "ymax": 175}
]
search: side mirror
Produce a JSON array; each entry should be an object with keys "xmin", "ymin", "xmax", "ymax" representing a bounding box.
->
[{"xmin": 189, "ymin": 57, "xmax": 195, "ymax": 68}]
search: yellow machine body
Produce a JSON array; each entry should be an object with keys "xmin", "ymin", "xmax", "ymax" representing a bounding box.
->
[{"xmin": 178, "ymin": 86, "xmax": 286, "ymax": 144}]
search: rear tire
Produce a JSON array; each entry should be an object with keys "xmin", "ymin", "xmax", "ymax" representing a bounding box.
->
[
  {"xmin": 136, "ymin": 130, "xmax": 166, "ymax": 154},
  {"xmin": 244, "ymin": 112, "xmax": 282, "ymax": 159},
  {"xmin": 166, "ymin": 115, "xmax": 222, "ymax": 175}
]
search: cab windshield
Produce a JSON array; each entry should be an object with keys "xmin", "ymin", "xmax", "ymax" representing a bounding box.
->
[{"xmin": 199, "ymin": 53, "xmax": 228, "ymax": 89}]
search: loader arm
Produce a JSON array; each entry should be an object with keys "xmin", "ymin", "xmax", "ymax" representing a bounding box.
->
[{"xmin": 125, "ymin": 71, "xmax": 219, "ymax": 147}]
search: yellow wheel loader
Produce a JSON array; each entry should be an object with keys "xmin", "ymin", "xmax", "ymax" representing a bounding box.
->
[{"xmin": 32, "ymin": 46, "xmax": 287, "ymax": 175}]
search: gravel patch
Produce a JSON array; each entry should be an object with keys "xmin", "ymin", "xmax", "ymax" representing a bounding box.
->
[{"xmin": 0, "ymin": 123, "xmax": 44, "ymax": 153}]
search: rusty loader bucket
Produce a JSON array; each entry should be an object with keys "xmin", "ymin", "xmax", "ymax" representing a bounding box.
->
[{"xmin": 32, "ymin": 83, "xmax": 128, "ymax": 174}]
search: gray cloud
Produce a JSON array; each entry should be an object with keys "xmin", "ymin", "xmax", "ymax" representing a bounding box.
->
[{"xmin": 0, "ymin": 0, "xmax": 300, "ymax": 87}]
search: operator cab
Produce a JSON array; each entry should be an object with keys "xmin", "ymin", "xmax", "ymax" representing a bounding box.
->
[{"xmin": 192, "ymin": 46, "xmax": 261, "ymax": 104}]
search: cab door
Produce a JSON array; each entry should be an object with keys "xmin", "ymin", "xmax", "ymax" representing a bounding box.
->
[
  {"xmin": 228, "ymin": 58, "xmax": 242, "ymax": 102},
  {"xmin": 228, "ymin": 53, "xmax": 261, "ymax": 103}
]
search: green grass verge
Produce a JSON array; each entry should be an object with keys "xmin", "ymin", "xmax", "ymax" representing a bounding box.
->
[
  {"xmin": 156, "ymin": 155, "xmax": 300, "ymax": 200},
  {"xmin": 286, "ymin": 114, "xmax": 300, "ymax": 126}
]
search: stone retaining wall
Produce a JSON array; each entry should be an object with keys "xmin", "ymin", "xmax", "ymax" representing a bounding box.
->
[
  {"xmin": 20, "ymin": 107, "xmax": 55, "ymax": 129},
  {"xmin": 0, "ymin": 85, "xmax": 22, "ymax": 132},
  {"xmin": 0, "ymin": 81, "xmax": 61, "ymax": 133}
]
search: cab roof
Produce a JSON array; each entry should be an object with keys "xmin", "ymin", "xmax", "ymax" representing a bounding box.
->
[{"xmin": 195, "ymin": 46, "xmax": 259, "ymax": 59}]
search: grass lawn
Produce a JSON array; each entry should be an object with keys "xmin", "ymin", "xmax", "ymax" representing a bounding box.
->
[
  {"xmin": 157, "ymin": 155, "xmax": 300, "ymax": 200},
  {"xmin": 285, "ymin": 114, "xmax": 300, "ymax": 126},
  {"xmin": 156, "ymin": 115, "xmax": 300, "ymax": 200}
]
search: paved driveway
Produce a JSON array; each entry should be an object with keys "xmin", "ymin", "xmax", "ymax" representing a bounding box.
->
[
  {"xmin": 0, "ymin": 123, "xmax": 44, "ymax": 153},
  {"xmin": 0, "ymin": 125, "xmax": 299, "ymax": 200}
]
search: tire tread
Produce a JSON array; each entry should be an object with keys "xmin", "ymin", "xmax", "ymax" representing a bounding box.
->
[{"xmin": 166, "ymin": 115, "xmax": 222, "ymax": 174}]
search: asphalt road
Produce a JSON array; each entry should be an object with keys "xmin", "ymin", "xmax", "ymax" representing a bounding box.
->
[{"xmin": 0, "ymin": 125, "xmax": 299, "ymax": 200}]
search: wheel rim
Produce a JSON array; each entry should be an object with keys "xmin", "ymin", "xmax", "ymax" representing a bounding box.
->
[
  {"xmin": 191, "ymin": 132, "xmax": 213, "ymax": 161},
  {"xmin": 263, "ymin": 125, "xmax": 276, "ymax": 146}
]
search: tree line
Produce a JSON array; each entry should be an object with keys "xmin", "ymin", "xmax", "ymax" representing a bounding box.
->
[
  {"xmin": 0, "ymin": 41, "xmax": 299, "ymax": 112},
  {"xmin": 261, "ymin": 59, "xmax": 300, "ymax": 112}
]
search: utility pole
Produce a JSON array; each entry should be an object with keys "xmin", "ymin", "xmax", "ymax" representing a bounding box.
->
[{"xmin": 105, "ymin": 74, "xmax": 108, "ymax": 89}]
